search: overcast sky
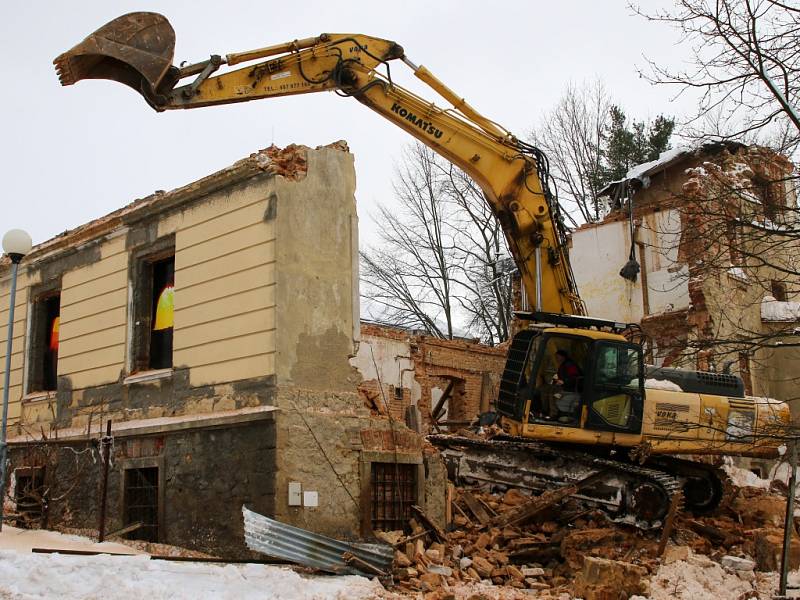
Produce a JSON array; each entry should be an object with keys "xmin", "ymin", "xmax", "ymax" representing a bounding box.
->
[{"xmin": 1, "ymin": 1, "xmax": 692, "ymax": 248}]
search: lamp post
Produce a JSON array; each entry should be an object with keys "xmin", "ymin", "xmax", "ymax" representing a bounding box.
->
[{"xmin": 0, "ymin": 228, "xmax": 32, "ymax": 532}]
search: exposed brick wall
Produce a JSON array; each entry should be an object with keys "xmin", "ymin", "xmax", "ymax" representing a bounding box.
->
[
  {"xmin": 641, "ymin": 309, "xmax": 691, "ymax": 367},
  {"xmin": 598, "ymin": 144, "xmax": 798, "ymax": 400},
  {"xmin": 356, "ymin": 323, "xmax": 506, "ymax": 428},
  {"xmin": 410, "ymin": 336, "xmax": 505, "ymax": 425}
]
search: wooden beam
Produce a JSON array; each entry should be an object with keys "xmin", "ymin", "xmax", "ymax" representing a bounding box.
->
[
  {"xmin": 491, "ymin": 471, "xmax": 608, "ymax": 528},
  {"xmin": 431, "ymin": 379, "xmax": 456, "ymax": 421},
  {"xmin": 462, "ymin": 491, "xmax": 492, "ymax": 526}
]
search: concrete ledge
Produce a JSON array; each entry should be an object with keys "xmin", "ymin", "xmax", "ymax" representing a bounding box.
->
[
  {"xmin": 21, "ymin": 391, "xmax": 57, "ymax": 404},
  {"xmin": 123, "ymin": 368, "xmax": 173, "ymax": 385},
  {"xmin": 7, "ymin": 405, "xmax": 279, "ymax": 445}
]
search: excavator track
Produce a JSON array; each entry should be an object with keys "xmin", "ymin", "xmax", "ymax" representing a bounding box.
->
[
  {"xmin": 650, "ymin": 456, "xmax": 735, "ymax": 515},
  {"xmin": 429, "ymin": 434, "xmax": 685, "ymax": 529}
]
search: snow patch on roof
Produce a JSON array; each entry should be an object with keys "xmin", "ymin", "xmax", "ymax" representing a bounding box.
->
[
  {"xmin": 625, "ymin": 146, "xmax": 692, "ymax": 184},
  {"xmin": 644, "ymin": 378, "xmax": 683, "ymax": 392},
  {"xmin": 761, "ymin": 296, "xmax": 800, "ymax": 322}
]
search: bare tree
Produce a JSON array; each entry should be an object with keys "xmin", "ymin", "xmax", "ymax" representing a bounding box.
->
[
  {"xmin": 529, "ymin": 81, "xmax": 611, "ymax": 225},
  {"xmin": 444, "ymin": 165, "xmax": 514, "ymax": 345},
  {"xmin": 634, "ymin": 0, "xmax": 800, "ymax": 154},
  {"xmin": 360, "ymin": 143, "xmax": 513, "ymax": 344},
  {"xmin": 361, "ymin": 144, "xmax": 458, "ymax": 338},
  {"xmin": 624, "ymin": 0, "xmax": 800, "ymax": 405},
  {"xmin": 529, "ymin": 81, "xmax": 675, "ymax": 226}
]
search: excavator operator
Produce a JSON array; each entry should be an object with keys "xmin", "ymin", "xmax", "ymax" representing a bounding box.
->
[{"xmin": 548, "ymin": 349, "xmax": 583, "ymax": 423}]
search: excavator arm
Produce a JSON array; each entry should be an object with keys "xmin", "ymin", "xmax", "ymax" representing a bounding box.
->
[{"xmin": 54, "ymin": 12, "xmax": 584, "ymax": 315}]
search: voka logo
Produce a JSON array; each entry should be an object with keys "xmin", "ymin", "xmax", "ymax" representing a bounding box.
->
[{"xmin": 390, "ymin": 102, "xmax": 443, "ymax": 139}]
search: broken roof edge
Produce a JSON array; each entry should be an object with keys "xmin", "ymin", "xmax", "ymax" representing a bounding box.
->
[
  {"xmin": 597, "ymin": 139, "xmax": 748, "ymax": 199},
  {"xmin": 0, "ymin": 141, "xmax": 350, "ymax": 271}
]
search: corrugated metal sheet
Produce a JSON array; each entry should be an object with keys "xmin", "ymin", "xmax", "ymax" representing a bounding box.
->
[{"xmin": 242, "ymin": 506, "xmax": 394, "ymax": 575}]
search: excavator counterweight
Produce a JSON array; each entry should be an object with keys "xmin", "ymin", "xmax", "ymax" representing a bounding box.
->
[{"xmin": 54, "ymin": 12, "xmax": 175, "ymax": 100}]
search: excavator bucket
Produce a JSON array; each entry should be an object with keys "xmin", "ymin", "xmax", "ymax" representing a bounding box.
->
[{"xmin": 53, "ymin": 12, "xmax": 175, "ymax": 99}]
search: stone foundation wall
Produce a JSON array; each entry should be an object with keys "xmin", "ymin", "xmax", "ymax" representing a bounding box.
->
[
  {"xmin": 273, "ymin": 387, "xmax": 446, "ymax": 538},
  {"xmin": 7, "ymin": 419, "xmax": 276, "ymax": 558}
]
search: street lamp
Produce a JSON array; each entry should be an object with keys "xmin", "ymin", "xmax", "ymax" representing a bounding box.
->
[{"xmin": 0, "ymin": 228, "xmax": 32, "ymax": 532}]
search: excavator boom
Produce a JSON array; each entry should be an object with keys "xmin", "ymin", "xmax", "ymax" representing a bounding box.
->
[{"xmin": 54, "ymin": 12, "xmax": 584, "ymax": 316}]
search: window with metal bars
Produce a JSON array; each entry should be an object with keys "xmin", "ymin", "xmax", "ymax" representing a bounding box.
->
[
  {"xmin": 370, "ymin": 462, "xmax": 416, "ymax": 532},
  {"xmin": 123, "ymin": 467, "xmax": 159, "ymax": 542}
]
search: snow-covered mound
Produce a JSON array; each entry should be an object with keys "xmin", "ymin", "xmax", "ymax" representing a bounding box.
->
[{"xmin": 0, "ymin": 550, "xmax": 385, "ymax": 600}]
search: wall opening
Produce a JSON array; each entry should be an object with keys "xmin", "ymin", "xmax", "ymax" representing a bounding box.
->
[
  {"xmin": 370, "ymin": 462, "xmax": 416, "ymax": 532},
  {"xmin": 149, "ymin": 257, "xmax": 174, "ymax": 369},
  {"xmin": 771, "ymin": 280, "xmax": 788, "ymax": 302},
  {"xmin": 739, "ymin": 352, "xmax": 753, "ymax": 396},
  {"xmin": 131, "ymin": 248, "xmax": 174, "ymax": 373},
  {"xmin": 28, "ymin": 292, "xmax": 60, "ymax": 393},
  {"xmin": 124, "ymin": 467, "xmax": 160, "ymax": 542}
]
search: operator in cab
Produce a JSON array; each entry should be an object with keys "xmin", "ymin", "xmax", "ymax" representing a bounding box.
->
[{"xmin": 545, "ymin": 349, "xmax": 582, "ymax": 423}]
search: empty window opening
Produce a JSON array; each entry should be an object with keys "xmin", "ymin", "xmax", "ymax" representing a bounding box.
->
[
  {"xmin": 771, "ymin": 280, "xmax": 788, "ymax": 302},
  {"xmin": 124, "ymin": 467, "xmax": 159, "ymax": 542},
  {"xmin": 14, "ymin": 468, "xmax": 45, "ymax": 527},
  {"xmin": 132, "ymin": 251, "xmax": 174, "ymax": 373},
  {"xmin": 28, "ymin": 293, "xmax": 60, "ymax": 392},
  {"xmin": 149, "ymin": 257, "xmax": 174, "ymax": 369},
  {"xmin": 725, "ymin": 221, "xmax": 742, "ymax": 266},
  {"xmin": 754, "ymin": 176, "xmax": 782, "ymax": 221},
  {"xmin": 370, "ymin": 462, "xmax": 416, "ymax": 532}
]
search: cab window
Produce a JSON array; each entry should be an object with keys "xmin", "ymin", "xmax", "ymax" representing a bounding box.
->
[
  {"xmin": 594, "ymin": 344, "xmax": 641, "ymax": 389},
  {"xmin": 589, "ymin": 343, "xmax": 643, "ymax": 429}
]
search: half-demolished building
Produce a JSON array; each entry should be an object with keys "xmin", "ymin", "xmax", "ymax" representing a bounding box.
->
[
  {"xmin": 570, "ymin": 142, "xmax": 800, "ymax": 413},
  {"xmin": 0, "ymin": 143, "xmax": 448, "ymax": 556}
]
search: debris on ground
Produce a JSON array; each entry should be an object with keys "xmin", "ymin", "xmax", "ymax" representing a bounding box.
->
[
  {"xmin": 5, "ymin": 456, "xmax": 800, "ymax": 599},
  {"xmin": 378, "ymin": 456, "xmax": 800, "ymax": 599}
]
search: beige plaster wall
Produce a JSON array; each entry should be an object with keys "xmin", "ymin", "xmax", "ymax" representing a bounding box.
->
[
  {"xmin": 170, "ymin": 180, "xmax": 278, "ymax": 387},
  {"xmin": 274, "ymin": 147, "xmax": 360, "ymax": 392},
  {"xmin": 0, "ymin": 266, "xmax": 36, "ymax": 426},
  {"xmin": 58, "ymin": 234, "xmax": 128, "ymax": 390},
  {"xmin": 570, "ymin": 208, "xmax": 689, "ymax": 323}
]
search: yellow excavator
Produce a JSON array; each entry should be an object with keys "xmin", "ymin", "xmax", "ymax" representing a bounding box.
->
[{"xmin": 54, "ymin": 13, "xmax": 791, "ymax": 525}]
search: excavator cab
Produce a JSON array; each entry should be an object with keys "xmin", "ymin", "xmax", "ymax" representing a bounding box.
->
[{"xmin": 497, "ymin": 313, "xmax": 645, "ymax": 437}]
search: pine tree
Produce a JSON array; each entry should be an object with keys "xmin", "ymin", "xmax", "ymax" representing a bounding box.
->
[{"xmin": 600, "ymin": 106, "xmax": 675, "ymax": 186}]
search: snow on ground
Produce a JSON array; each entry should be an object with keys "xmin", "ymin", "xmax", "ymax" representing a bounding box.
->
[
  {"xmin": 0, "ymin": 525, "xmax": 139, "ymax": 554},
  {"xmin": 0, "ymin": 527, "xmax": 386, "ymax": 600},
  {"xmin": 0, "ymin": 551, "xmax": 386, "ymax": 600}
]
